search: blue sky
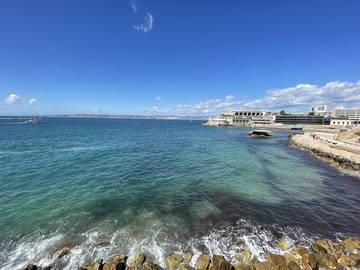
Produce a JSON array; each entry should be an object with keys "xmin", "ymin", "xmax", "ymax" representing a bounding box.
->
[{"xmin": 0, "ymin": 0, "xmax": 360, "ymax": 116}]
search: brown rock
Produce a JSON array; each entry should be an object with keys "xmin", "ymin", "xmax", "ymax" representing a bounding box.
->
[
  {"xmin": 196, "ymin": 255, "xmax": 211, "ymax": 270},
  {"xmin": 312, "ymin": 243, "xmax": 328, "ymax": 256},
  {"xmin": 338, "ymin": 237, "xmax": 360, "ymax": 251},
  {"xmin": 55, "ymin": 247, "xmax": 71, "ymax": 258},
  {"xmin": 97, "ymin": 241, "xmax": 111, "ymax": 247},
  {"xmin": 241, "ymin": 250, "xmax": 252, "ymax": 263},
  {"xmin": 253, "ymin": 261, "xmax": 272, "ymax": 270},
  {"xmin": 337, "ymin": 254, "xmax": 360, "ymax": 266},
  {"xmin": 129, "ymin": 253, "xmax": 146, "ymax": 266},
  {"xmin": 103, "ymin": 254, "xmax": 127, "ymax": 270},
  {"xmin": 166, "ymin": 254, "xmax": 183, "ymax": 270},
  {"xmin": 294, "ymin": 246, "xmax": 310, "ymax": 256},
  {"xmin": 81, "ymin": 259, "xmax": 104, "ymax": 270},
  {"xmin": 208, "ymin": 255, "xmax": 233, "ymax": 270},
  {"xmin": 233, "ymin": 262, "xmax": 253, "ymax": 270},
  {"xmin": 141, "ymin": 261, "xmax": 164, "ymax": 270},
  {"xmin": 319, "ymin": 254, "xmax": 338, "ymax": 269},
  {"xmin": 267, "ymin": 253, "xmax": 287, "ymax": 270},
  {"xmin": 287, "ymin": 261, "xmax": 301, "ymax": 270},
  {"xmin": 178, "ymin": 264, "xmax": 196, "ymax": 270}
]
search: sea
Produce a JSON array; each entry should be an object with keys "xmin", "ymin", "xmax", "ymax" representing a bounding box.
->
[{"xmin": 1, "ymin": 118, "xmax": 360, "ymax": 269}]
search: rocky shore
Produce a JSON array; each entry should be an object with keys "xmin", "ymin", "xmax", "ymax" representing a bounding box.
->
[
  {"xmin": 21, "ymin": 237, "xmax": 360, "ymax": 270},
  {"xmin": 290, "ymin": 134, "xmax": 360, "ymax": 172}
]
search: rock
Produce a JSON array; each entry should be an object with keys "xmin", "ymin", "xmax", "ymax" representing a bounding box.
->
[
  {"xmin": 166, "ymin": 254, "xmax": 183, "ymax": 270},
  {"xmin": 103, "ymin": 254, "xmax": 127, "ymax": 270},
  {"xmin": 267, "ymin": 253, "xmax": 287, "ymax": 270},
  {"xmin": 178, "ymin": 264, "xmax": 196, "ymax": 270},
  {"xmin": 129, "ymin": 253, "xmax": 146, "ymax": 266},
  {"xmin": 287, "ymin": 261, "xmax": 301, "ymax": 270},
  {"xmin": 55, "ymin": 247, "xmax": 72, "ymax": 258},
  {"xmin": 196, "ymin": 255, "xmax": 211, "ymax": 270},
  {"xmin": 252, "ymin": 261, "xmax": 272, "ymax": 270},
  {"xmin": 184, "ymin": 252, "xmax": 193, "ymax": 264},
  {"xmin": 337, "ymin": 254, "xmax": 360, "ymax": 266},
  {"xmin": 241, "ymin": 250, "xmax": 252, "ymax": 263},
  {"xmin": 233, "ymin": 262, "xmax": 252, "ymax": 270},
  {"xmin": 208, "ymin": 255, "xmax": 233, "ymax": 270},
  {"xmin": 312, "ymin": 242, "xmax": 329, "ymax": 256},
  {"xmin": 277, "ymin": 240, "xmax": 290, "ymax": 251},
  {"xmin": 142, "ymin": 261, "xmax": 164, "ymax": 270},
  {"xmin": 81, "ymin": 259, "xmax": 104, "ymax": 270},
  {"xmin": 232, "ymin": 254, "xmax": 243, "ymax": 262},
  {"xmin": 338, "ymin": 237, "xmax": 360, "ymax": 251},
  {"xmin": 22, "ymin": 265, "xmax": 38, "ymax": 270},
  {"xmin": 319, "ymin": 254, "xmax": 338, "ymax": 269}
]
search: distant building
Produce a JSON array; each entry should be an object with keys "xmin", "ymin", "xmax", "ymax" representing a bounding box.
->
[
  {"xmin": 310, "ymin": 105, "xmax": 328, "ymax": 116},
  {"xmin": 330, "ymin": 118, "xmax": 360, "ymax": 126},
  {"xmin": 275, "ymin": 114, "xmax": 330, "ymax": 125},
  {"xmin": 207, "ymin": 109, "xmax": 275, "ymax": 126},
  {"xmin": 331, "ymin": 107, "xmax": 360, "ymax": 119}
]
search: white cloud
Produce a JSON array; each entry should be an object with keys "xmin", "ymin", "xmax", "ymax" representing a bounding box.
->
[
  {"xmin": 4, "ymin": 94, "xmax": 24, "ymax": 104},
  {"xmin": 134, "ymin": 12, "xmax": 154, "ymax": 33},
  {"xmin": 143, "ymin": 96, "xmax": 244, "ymax": 115},
  {"xmin": 155, "ymin": 96, "xmax": 163, "ymax": 101},
  {"xmin": 244, "ymin": 80, "xmax": 360, "ymax": 111},
  {"xmin": 28, "ymin": 98, "xmax": 37, "ymax": 104},
  {"xmin": 130, "ymin": 0, "xmax": 137, "ymax": 13}
]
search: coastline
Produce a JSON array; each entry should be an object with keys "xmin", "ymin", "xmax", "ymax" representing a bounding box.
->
[
  {"xmin": 289, "ymin": 133, "xmax": 360, "ymax": 174},
  {"xmin": 21, "ymin": 237, "xmax": 360, "ymax": 270}
]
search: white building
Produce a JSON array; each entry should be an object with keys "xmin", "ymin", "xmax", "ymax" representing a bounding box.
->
[
  {"xmin": 218, "ymin": 109, "xmax": 274, "ymax": 126},
  {"xmin": 310, "ymin": 105, "xmax": 328, "ymax": 116},
  {"xmin": 331, "ymin": 107, "xmax": 360, "ymax": 120}
]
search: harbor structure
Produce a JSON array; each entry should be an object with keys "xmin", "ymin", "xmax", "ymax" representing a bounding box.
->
[{"xmin": 206, "ymin": 109, "xmax": 275, "ymax": 126}]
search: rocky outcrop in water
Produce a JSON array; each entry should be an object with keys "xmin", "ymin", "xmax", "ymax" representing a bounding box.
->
[{"xmin": 21, "ymin": 237, "xmax": 360, "ymax": 270}]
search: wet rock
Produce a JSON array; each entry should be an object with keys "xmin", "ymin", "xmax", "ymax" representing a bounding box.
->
[
  {"xmin": 55, "ymin": 247, "xmax": 72, "ymax": 258},
  {"xmin": 208, "ymin": 255, "xmax": 233, "ymax": 270},
  {"xmin": 252, "ymin": 261, "xmax": 272, "ymax": 270},
  {"xmin": 196, "ymin": 255, "xmax": 211, "ymax": 270},
  {"xmin": 319, "ymin": 254, "xmax": 338, "ymax": 269},
  {"xmin": 184, "ymin": 252, "xmax": 193, "ymax": 264},
  {"xmin": 241, "ymin": 250, "xmax": 252, "ymax": 263},
  {"xmin": 166, "ymin": 254, "xmax": 183, "ymax": 270},
  {"xmin": 287, "ymin": 261, "xmax": 301, "ymax": 270},
  {"xmin": 104, "ymin": 254, "xmax": 127, "ymax": 270},
  {"xmin": 277, "ymin": 240, "xmax": 290, "ymax": 251},
  {"xmin": 312, "ymin": 243, "xmax": 329, "ymax": 256},
  {"xmin": 80, "ymin": 259, "xmax": 104, "ymax": 270},
  {"xmin": 178, "ymin": 264, "xmax": 196, "ymax": 270},
  {"xmin": 129, "ymin": 253, "xmax": 146, "ymax": 267},
  {"xmin": 337, "ymin": 254, "xmax": 360, "ymax": 266},
  {"xmin": 338, "ymin": 237, "xmax": 360, "ymax": 251},
  {"xmin": 22, "ymin": 264, "xmax": 38, "ymax": 270},
  {"xmin": 267, "ymin": 253, "xmax": 287, "ymax": 270},
  {"xmin": 232, "ymin": 262, "xmax": 253, "ymax": 270},
  {"xmin": 141, "ymin": 261, "xmax": 164, "ymax": 270}
]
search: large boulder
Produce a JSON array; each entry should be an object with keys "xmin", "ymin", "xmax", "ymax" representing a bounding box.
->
[
  {"xmin": 241, "ymin": 250, "xmax": 252, "ymax": 263},
  {"xmin": 178, "ymin": 264, "xmax": 196, "ymax": 270},
  {"xmin": 126, "ymin": 253, "xmax": 163, "ymax": 270},
  {"xmin": 79, "ymin": 259, "xmax": 104, "ymax": 270},
  {"xmin": 266, "ymin": 253, "xmax": 287, "ymax": 270},
  {"xmin": 287, "ymin": 261, "xmax": 301, "ymax": 270},
  {"xmin": 337, "ymin": 254, "xmax": 360, "ymax": 267},
  {"xmin": 208, "ymin": 255, "xmax": 233, "ymax": 270},
  {"xmin": 252, "ymin": 261, "xmax": 272, "ymax": 270},
  {"xmin": 232, "ymin": 262, "xmax": 253, "ymax": 270},
  {"xmin": 55, "ymin": 247, "xmax": 72, "ymax": 258},
  {"xmin": 166, "ymin": 254, "xmax": 183, "ymax": 270},
  {"xmin": 196, "ymin": 255, "xmax": 211, "ymax": 270},
  {"xmin": 338, "ymin": 237, "xmax": 360, "ymax": 251},
  {"xmin": 277, "ymin": 240, "xmax": 290, "ymax": 251},
  {"xmin": 319, "ymin": 253, "xmax": 338, "ymax": 269},
  {"xmin": 103, "ymin": 254, "xmax": 127, "ymax": 270},
  {"xmin": 22, "ymin": 265, "xmax": 38, "ymax": 270}
]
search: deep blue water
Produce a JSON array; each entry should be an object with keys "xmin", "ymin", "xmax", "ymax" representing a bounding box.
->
[{"xmin": 1, "ymin": 118, "xmax": 360, "ymax": 269}]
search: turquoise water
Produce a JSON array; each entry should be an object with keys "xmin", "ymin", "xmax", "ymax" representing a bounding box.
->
[{"xmin": 1, "ymin": 118, "xmax": 360, "ymax": 269}]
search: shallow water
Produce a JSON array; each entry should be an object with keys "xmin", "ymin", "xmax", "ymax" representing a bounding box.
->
[{"xmin": 0, "ymin": 118, "xmax": 360, "ymax": 269}]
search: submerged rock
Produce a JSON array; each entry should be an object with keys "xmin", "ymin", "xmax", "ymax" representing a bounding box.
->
[
  {"xmin": 241, "ymin": 250, "xmax": 252, "ymax": 263},
  {"xmin": 22, "ymin": 265, "xmax": 38, "ymax": 270},
  {"xmin": 184, "ymin": 252, "xmax": 193, "ymax": 264},
  {"xmin": 55, "ymin": 246, "xmax": 72, "ymax": 258},
  {"xmin": 277, "ymin": 240, "xmax": 290, "ymax": 251}
]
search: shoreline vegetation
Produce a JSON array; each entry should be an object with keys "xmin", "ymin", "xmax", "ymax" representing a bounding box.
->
[{"xmin": 21, "ymin": 237, "xmax": 360, "ymax": 270}]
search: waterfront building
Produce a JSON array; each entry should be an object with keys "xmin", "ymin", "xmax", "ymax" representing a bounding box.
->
[
  {"xmin": 331, "ymin": 107, "xmax": 360, "ymax": 119},
  {"xmin": 274, "ymin": 114, "xmax": 330, "ymax": 125},
  {"xmin": 207, "ymin": 109, "xmax": 274, "ymax": 126},
  {"xmin": 330, "ymin": 118, "xmax": 360, "ymax": 126}
]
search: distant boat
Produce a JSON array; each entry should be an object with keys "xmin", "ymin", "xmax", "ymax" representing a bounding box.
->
[{"xmin": 248, "ymin": 130, "xmax": 275, "ymax": 138}]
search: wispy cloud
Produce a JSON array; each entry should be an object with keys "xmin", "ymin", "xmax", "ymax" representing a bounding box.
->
[
  {"xmin": 244, "ymin": 80, "xmax": 360, "ymax": 111},
  {"xmin": 134, "ymin": 12, "xmax": 154, "ymax": 33},
  {"xmin": 155, "ymin": 96, "xmax": 163, "ymax": 101},
  {"xmin": 143, "ymin": 96, "xmax": 244, "ymax": 115},
  {"xmin": 28, "ymin": 98, "xmax": 37, "ymax": 104},
  {"xmin": 4, "ymin": 94, "xmax": 23, "ymax": 104},
  {"xmin": 130, "ymin": 0, "xmax": 137, "ymax": 13}
]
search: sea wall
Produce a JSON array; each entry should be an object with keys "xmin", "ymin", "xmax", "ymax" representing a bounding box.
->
[
  {"xmin": 290, "ymin": 134, "xmax": 360, "ymax": 172},
  {"xmin": 21, "ymin": 237, "xmax": 360, "ymax": 270}
]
